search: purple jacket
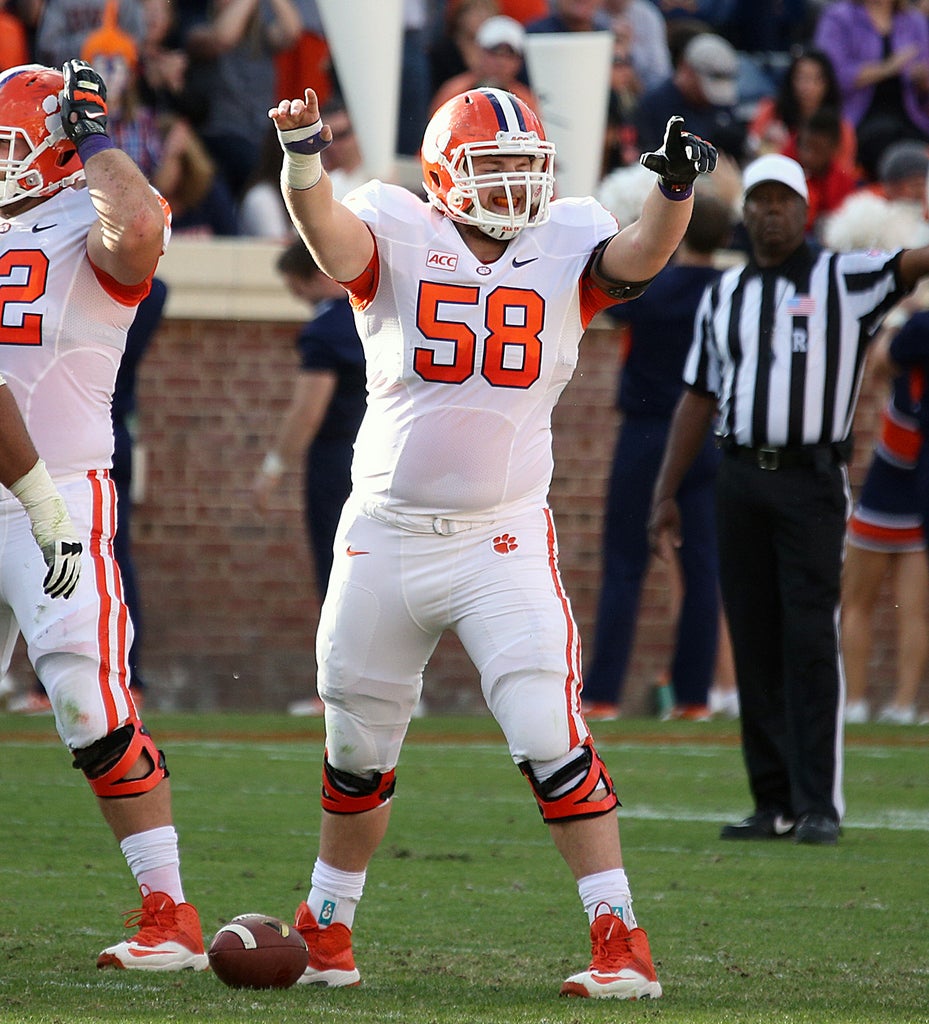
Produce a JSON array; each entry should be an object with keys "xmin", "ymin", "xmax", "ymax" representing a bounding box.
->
[{"xmin": 814, "ymin": 1, "xmax": 929, "ymax": 134}]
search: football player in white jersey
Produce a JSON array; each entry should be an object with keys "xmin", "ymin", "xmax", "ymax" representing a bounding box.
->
[
  {"xmin": 269, "ymin": 85, "xmax": 716, "ymax": 999},
  {"xmin": 0, "ymin": 62, "xmax": 207, "ymax": 971}
]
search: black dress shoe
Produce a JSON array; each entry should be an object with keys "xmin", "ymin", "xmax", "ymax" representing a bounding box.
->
[
  {"xmin": 720, "ymin": 812, "xmax": 795, "ymax": 840},
  {"xmin": 794, "ymin": 812, "xmax": 840, "ymax": 845}
]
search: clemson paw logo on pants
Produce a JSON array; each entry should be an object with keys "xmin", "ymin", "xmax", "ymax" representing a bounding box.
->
[{"xmin": 492, "ymin": 534, "xmax": 518, "ymax": 554}]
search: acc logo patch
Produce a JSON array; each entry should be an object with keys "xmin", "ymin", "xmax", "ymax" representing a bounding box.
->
[{"xmin": 426, "ymin": 249, "xmax": 458, "ymax": 272}]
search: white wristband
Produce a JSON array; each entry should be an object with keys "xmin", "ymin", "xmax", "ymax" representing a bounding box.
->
[
  {"xmin": 261, "ymin": 451, "xmax": 285, "ymax": 477},
  {"xmin": 278, "ymin": 120, "xmax": 325, "ymax": 190},
  {"xmin": 8, "ymin": 459, "xmax": 74, "ymax": 550},
  {"xmin": 282, "ymin": 151, "xmax": 322, "ymax": 190}
]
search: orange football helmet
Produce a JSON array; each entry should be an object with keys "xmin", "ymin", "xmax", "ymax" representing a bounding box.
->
[
  {"xmin": 421, "ymin": 87, "xmax": 555, "ymax": 240},
  {"xmin": 0, "ymin": 64, "xmax": 83, "ymax": 209}
]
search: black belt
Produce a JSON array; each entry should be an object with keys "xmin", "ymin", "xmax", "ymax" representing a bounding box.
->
[{"xmin": 722, "ymin": 441, "xmax": 850, "ymax": 471}]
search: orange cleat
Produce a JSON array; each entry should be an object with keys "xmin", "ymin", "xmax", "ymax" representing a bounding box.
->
[
  {"xmin": 97, "ymin": 887, "xmax": 208, "ymax": 971},
  {"xmin": 561, "ymin": 903, "xmax": 662, "ymax": 1000},
  {"xmin": 293, "ymin": 901, "xmax": 361, "ymax": 987}
]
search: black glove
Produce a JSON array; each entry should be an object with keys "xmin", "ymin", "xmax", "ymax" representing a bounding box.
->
[
  {"xmin": 640, "ymin": 116, "xmax": 717, "ymax": 192},
  {"xmin": 60, "ymin": 59, "xmax": 109, "ymax": 148}
]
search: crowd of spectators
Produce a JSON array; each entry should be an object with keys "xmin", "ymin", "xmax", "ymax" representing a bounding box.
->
[{"xmin": 3, "ymin": 0, "xmax": 928, "ymax": 246}]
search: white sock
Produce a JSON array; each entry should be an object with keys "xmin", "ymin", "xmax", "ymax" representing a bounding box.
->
[
  {"xmin": 308, "ymin": 858, "xmax": 366, "ymax": 930},
  {"xmin": 119, "ymin": 826, "xmax": 184, "ymax": 904},
  {"xmin": 577, "ymin": 868, "xmax": 637, "ymax": 928}
]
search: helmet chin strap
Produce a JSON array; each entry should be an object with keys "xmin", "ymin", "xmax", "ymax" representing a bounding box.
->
[{"xmin": 476, "ymin": 219, "xmax": 522, "ymax": 241}]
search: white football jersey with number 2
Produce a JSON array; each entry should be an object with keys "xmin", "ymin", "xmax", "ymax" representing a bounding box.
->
[{"xmin": 0, "ymin": 184, "xmax": 167, "ymax": 486}]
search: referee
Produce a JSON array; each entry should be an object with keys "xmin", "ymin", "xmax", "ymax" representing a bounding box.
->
[{"xmin": 648, "ymin": 154, "xmax": 929, "ymax": 845}]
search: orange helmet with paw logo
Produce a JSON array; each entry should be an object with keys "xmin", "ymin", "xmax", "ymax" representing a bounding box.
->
[
  {"xmin": 420, "ymin": 87, "xmax": 556, "ymax": 241},
  {"xmin": 0, "ymin": 64, "xmax": 83, "ymax": 208}
]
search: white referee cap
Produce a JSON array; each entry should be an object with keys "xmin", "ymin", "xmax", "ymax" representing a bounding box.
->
[{"xmin": 742, "ymin": 154, "xmax": 809, "ymax": 204}]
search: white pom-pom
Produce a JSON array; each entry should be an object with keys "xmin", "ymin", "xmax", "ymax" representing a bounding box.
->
[
  {"xmin": 596, "ymin": 163, "xmax": 656, "ymax": 227},
  {"xmin": 821, "ymin": 193, "xmax": 929, "ymax": 252}
]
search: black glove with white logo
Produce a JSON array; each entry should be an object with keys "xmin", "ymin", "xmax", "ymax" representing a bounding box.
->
[
  {"xmin": 60, "ymin": 59, "xmax": 110, "ymax": 156},
  {"xmin": 640, "ymin": 116, "xmax": 717, "ymax": 199}
]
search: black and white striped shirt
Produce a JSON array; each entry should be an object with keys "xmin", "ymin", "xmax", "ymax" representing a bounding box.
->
[{"xmin": 684, "ymin": 244, "xmax": 905, "ymax": 447}]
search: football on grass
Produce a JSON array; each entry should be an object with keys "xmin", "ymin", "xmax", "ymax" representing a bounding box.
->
[{"xmin": 208, "ymin": 914, "xmax": 307, "ymax": 989}]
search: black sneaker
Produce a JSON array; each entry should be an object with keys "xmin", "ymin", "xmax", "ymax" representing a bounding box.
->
[
  {"xmin": 794, "ymin": 812, "xmax": 840, "ymax": 845},
  {"xmin": 720, "ymin": 812, "xmax": 795, "ymax": 840}
]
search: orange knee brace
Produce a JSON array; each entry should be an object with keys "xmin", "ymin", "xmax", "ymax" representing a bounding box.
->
[
  {"xmin": 520, "ymin": 740, "xmax": 619, "ymax": 822},
  {"xmin": 71, "ymin": 720, "xmax": 168, "ymax": 798},
  {"xmin": 321, "ymin": 754, "xmax": 396, "ymax": 814}
]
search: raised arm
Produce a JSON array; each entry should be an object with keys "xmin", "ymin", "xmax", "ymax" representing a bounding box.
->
[
  {"xmin": 594, "ymin": 118, "xmax": 717, "ymax": 292},
  {"xmin": 60, "ymin": 60, "xmax": 165, "ymax": 286},
  {"xmin": 186, "ymin": 0, "xmax": 301, "ymax": 57},
  {"xmin": 269, "ymin": 88, "xmax": 374, "ymax": 283}
]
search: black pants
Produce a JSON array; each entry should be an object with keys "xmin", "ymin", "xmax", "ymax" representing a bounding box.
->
[
  {"xmin": 304, "ymin": 438, "xmax": 355, "ymax": 599},
  {"xmin": 716, "ymin": 452, "xmax": 847, "ymax": 822}
]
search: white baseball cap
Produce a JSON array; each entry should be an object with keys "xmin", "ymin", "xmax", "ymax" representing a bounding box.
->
[
  {"xmin": 476, "ymin": 16, "xmax": 525, "ymax": 54},
  {"xmin": 742, "ymin": 154, "xmax": 809, "ymax": 204}
]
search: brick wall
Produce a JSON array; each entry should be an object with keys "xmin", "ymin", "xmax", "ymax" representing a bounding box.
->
[
  {"xmin": 124, "ymin": 313, "xmax": 904, "ymax": 715},
  {"xmin": 4, "ymin": 246, "xmax": 913, "ymax": 716}
]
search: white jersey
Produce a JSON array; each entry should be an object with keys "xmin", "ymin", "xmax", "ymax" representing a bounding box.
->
[
  {"xmin": 342, "ymin": 181, "xmax": 617, "ymax": 518},
  {"xmin": 0, "ymin": 186, "xmax": 157, "ymax": 489}
]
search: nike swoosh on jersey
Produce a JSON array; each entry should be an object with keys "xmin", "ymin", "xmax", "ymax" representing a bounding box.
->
[
  {"xmin": 512, "ymin": 257, "xmax": 538, "ymax": 268},
  {"xmin": 346, "ymin": 546, "xmax": 370, "ymax": 557},
  {"xmin": 32, "ymin": 223, "xmax": 57, "ymax": 232}
]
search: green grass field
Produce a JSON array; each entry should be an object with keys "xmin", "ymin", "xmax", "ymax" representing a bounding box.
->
[{"xmin": 1, "ymin": 712, "xmax": 927, "ymax": 1023}]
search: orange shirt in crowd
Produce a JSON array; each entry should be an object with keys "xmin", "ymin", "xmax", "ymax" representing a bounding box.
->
[
  {"xmin": 799, "ymin": 161, "xmax": 860, "ymax": 234},
  {"xmin": 0, "ymin": 11, "xmax": 29, "ymax": 71},
  {"xmin": 445, "ymin": 0, "xmax": 549, "ymax": 24}
]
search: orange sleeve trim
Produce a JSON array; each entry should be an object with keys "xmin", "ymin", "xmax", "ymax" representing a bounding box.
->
[
  {"xmin": 579, "ymin": 266, "xmax": 619, "ymax": 329},
  {"xmin": 89, "ymin": 259, "xmax": 153, "ymax": 307},
  {"xmin": 338, "ymin": 229, "xmax": 380, "ymax": 311}
]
